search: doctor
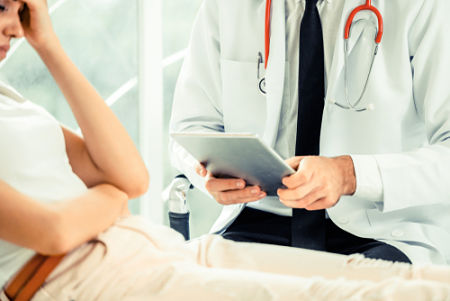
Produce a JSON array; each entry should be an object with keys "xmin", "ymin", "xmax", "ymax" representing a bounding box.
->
[{"xmin": 170, "ymin": 0, "xmax": 450, "ymax": 265}]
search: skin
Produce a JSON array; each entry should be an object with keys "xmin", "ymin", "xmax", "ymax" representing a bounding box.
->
[
  {"xmin": 197, "ymin": 155, "xmax": 356, "ymax": 210},
  {"xmin": 0, "ymin": 0, "xmax": 149, "ymax": 255}
]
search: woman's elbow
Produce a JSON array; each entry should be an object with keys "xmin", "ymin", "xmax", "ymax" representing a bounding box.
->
[
  {"xmin": 124, "ymin": 170, "xmax": 150, "ymax": 199},
  {"xmin": 129, "ymin": 170, "xmax": 150, "ymax": 199},
  {"xmin": 39, "ymin": 232, "xmax": 74, "ymax": 255}
]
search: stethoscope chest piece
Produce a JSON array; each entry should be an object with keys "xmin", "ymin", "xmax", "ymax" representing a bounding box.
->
[{"xmin": 259, "ymin": 77, "xmax": 267, "ymax": 95}]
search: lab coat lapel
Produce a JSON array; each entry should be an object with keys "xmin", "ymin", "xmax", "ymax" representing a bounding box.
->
[
  {"xmin": 262, "ymin": 0, "xmax": 286, "ymax": 148},
  {"xmin": 325, "ymin": 0, "xmax": 359, "ymax": 102}
]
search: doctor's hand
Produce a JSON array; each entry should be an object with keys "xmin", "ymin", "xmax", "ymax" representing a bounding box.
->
[
  {"xmin": 277, "ymin": 156, "xmax": 356, "ymax": 210},
  {"xmin": 196, "ymin": 164, "xmax": 267, "ymax": 205}
]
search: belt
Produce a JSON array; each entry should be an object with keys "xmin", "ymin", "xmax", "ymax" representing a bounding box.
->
[{"xmin": 2, "ymin": 254, "xmax": 65, "ymax": 301}]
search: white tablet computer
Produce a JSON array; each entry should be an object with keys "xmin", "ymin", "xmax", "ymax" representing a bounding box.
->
[{"xmin": 171, "ymin": 132, "xmax": 295, "ymax": 196}]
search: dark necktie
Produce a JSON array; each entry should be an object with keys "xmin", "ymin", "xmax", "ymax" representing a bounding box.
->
[{"xmin": 291, "ymin": 0, "xmax": 326, "ymax": 250}]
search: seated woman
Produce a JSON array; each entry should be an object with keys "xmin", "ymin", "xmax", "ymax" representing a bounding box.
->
[{"xmin": 0, "ymin": 1, "xmax": 449, "ymax": 300}]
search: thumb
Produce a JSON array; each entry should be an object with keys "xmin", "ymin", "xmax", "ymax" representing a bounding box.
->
[
  {"xmin": 195, "ymin": 163, "xmax": 207, "ymax": 177},
  {"xmin": 285, "ymin": 156, "xmax": 305, "ymax": 171}
]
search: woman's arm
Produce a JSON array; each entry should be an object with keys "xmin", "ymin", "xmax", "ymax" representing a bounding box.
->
[
  {"xmin": 0, "ymin": 180, "xmax": 128, "ymax": 255},
  {"xmin": 21, "ymin": 0, "xmax": 149, "ymax": 198}
]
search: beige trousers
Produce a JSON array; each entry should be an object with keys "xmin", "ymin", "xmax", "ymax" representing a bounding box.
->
[{"xmin": 24, "ymin": 216, "xmax": 450, "ymax": 300}]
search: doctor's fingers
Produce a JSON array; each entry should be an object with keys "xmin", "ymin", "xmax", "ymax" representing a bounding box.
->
[
  {"xmin": 205, "ymin": 177, "xmax": 246, "ymax": 193},
  {"xmin": 282, "ymin": 168, "xmax": 313, "ymax": 189},
  {"xmin": 213, "ymin": 186, "xmax": 266, "ymax": 205},
  {"xmin": 279, "ymin": 189, "xmax": 326, "ymax": 209},
  {"xmin": 305, "ymin": 197, "xmax": 338, "ymax": 211},
  {"xmin": 195, "ymin": 164, "xmax": 207, "ymax": 177},
  {"xmin": 277, "ymin": 181, "xmax": 319, "ymax": 202},
  {"xmin": 284, "ymin": 156, "xmax": 305, "ymax": 170}
]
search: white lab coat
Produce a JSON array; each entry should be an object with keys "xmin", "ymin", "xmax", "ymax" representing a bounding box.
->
[{"xmin": 170, "ymin": 0, "xmax": 450, "ymax": 265}]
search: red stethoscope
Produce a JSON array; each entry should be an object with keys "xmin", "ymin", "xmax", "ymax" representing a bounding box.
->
[{"xmin": 258, "ymin": 0, "xmax": 384, "ymax": 101}]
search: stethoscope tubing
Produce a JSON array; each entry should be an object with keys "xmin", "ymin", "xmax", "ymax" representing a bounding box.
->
[
  {"xmin": 265, "ymin": 0, "xmax": 272, "ymax": 69},
  {"xmin": 261, "ymin": 0, "xmax": 384, "ymax": 109},
  {"xmin": 264, "ymin": 0, "xmax": 384, "ymax": 68},
  {"xmin": 344, "ymin": 0, "xmax": 383, "ymax": 44}
]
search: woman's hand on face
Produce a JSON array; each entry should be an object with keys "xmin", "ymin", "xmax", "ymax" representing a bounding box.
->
[{"xmin": 20, "ymin": 0, "xmax": 57, "ymax": 50}]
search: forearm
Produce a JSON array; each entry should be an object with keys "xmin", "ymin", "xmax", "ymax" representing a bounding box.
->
[
  {"xmin": 48, "ymin": 184, "xmax": 128, "ymax": 254},
  {"xmin": 0, "ymin": 181, "xmax": 127, "ymax": 255},
  {"xmin": 35, "ymin": 38, "xmax": 148, "ymax": 197},
  {"xmin": 373, "ymin": 143, "xmax": 450, "ymax": 211}
]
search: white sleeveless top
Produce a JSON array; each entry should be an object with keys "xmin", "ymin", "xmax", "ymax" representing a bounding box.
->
[{"xmin": 0, "ymin": 82, "xmax": 88, "ymax": 286}]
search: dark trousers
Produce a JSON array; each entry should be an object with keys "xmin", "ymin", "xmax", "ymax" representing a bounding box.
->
[{"xmin": 222, "ymin": 207, "xmax": 411, "ymax": 263}]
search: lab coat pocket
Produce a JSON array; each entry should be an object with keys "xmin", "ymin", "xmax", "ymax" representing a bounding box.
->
[
  {"xmin": 365, "ymin": 207, "xmax": 448, "ymax": 261},
  {"xmin": 220, "ymin": 59, "xmax": 267, "ymax": 138}
]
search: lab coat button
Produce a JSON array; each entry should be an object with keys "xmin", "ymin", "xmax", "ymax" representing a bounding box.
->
[
  {"xmin": 391, "ymin": 230, "xmax": 404, "ymax": 238},
  {"xmin": 338, "ymin": 217, "xmax": 350, "ymax": 225}
]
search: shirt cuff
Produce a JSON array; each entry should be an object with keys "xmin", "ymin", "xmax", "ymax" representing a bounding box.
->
[{"xmin": 350, "ymin": 155, "xmax": 384, "ymax": 208}]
